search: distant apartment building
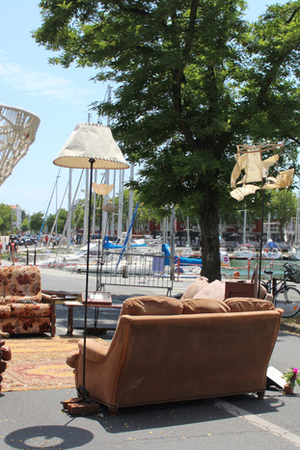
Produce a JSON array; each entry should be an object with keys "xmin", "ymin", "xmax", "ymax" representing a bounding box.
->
[{"xmin": 10, "ymin": 204, "xmax": 22, "ymax": 230}]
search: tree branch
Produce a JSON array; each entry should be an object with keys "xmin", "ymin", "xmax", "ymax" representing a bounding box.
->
[{"xmin": 286, "ymin": 5, "xmax": 300, "ymax": 24}]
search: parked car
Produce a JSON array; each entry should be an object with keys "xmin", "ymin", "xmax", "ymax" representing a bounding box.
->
[{"xmin": 19, "ymin": 235, "xmax": 34, "ymax": 246}]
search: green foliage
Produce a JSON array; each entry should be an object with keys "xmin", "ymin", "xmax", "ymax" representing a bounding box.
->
[
  {"xmin": 34, "ymin": 0, "xmax": 300, "ymax": 280},
  {"xmin": 21, "ymin": 218, "xmax": 29, "ymax": 233},
  {"xmin": 270, "ymin": 189, "xmax": 297, "ymax": 240},
  {"xmin": 0, "ymin": 204, "xmax": 12, "ymax": 234},
  {"xmin": 46, "ymin": 209, "xmax": 68, "ymax": 234},
  {"xmin": 29, "ymin": 212, "xmax": 44, "ymax": 234}
]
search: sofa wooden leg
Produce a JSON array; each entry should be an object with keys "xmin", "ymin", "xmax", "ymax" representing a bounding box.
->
[
  {"xmin": 50, "ymin": 313, "xmax": 56, "ymax": 337},
  {"xmin": 257, "ymin": 390, "xmax": 265, "ymax": 399},
  {"xmin": 108, "ymin": 407, "xmax": 118, "ymax": 416}
]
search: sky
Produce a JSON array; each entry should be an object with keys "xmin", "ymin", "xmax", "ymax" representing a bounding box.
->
[{"xmin": 0, "ymin": 0, "xmax": 287, "ymax": 217}]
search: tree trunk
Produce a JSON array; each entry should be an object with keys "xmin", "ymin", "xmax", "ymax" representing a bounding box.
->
[{"xmin": 199, "ymin": 187, "xmax": 221, "ymax": 282}]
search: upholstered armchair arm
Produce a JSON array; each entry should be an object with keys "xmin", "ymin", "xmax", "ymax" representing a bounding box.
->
[
  {"xmin": 78, "ymin": 339, "xmax": 109, "ymax": 363},
  {"xmin": 41, "ymin": 293, "xmax": 56, "ymax": 337},
  {"xmin": 67, "ymin": 350, "xmax": 79, "ymax": 368},
  {"xmin": 41, "ymin": 292, "xmax": 58, "ymax": 301}
]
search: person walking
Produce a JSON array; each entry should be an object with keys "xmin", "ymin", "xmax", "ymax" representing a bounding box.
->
[{"xmin": 8, "ymin": 237, "xmax": 18, "ymax": 266}]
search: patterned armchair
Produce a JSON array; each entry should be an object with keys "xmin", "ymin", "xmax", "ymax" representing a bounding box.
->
[{"xmin": 0, "ymin": 266, "xmax": 56, "ymax": 336}]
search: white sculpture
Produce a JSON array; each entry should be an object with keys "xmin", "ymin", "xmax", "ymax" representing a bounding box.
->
[{"xmin": 0, "ymin": 104, "xmax": 40, "ymax": 187}]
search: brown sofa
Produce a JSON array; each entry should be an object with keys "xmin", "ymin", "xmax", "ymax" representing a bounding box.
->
[
  {"xmin": 67, "ymin": 296, "xmax": 282, "ymax": 414},
  {"xmin": 0, "ymin": 266, "xmax": 56, "ymax": 336}
]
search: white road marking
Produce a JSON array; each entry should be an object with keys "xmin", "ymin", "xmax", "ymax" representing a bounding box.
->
[{"xmin": 213, "ymin": 399, "xmax": 300, "ymax": 448}]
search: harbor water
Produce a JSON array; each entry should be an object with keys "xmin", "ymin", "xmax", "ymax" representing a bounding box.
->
[{"xmin": 223, "ymin": 258, "xmax": 299, "ymax": 281}]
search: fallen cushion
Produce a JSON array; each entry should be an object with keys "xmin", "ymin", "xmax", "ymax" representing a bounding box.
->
[
  {"xmin": 181, "ymin": 277, "xmax": 209, "ymax": 299},
  {"xmin": 193, "ymin": 279, "xmax": 225, "ymax": 302}
]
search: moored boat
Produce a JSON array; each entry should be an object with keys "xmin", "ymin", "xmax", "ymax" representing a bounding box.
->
[
  {"xmin": 232, "ymin": 244, "xmax": 257, "ymax": 259},
  {"xmin": 288, "ymin": 244, "xmax": 300, "ymax": 260},
  {"xmin": 261, "ymin": 239, "xmax": 282, "ymax": 260}
]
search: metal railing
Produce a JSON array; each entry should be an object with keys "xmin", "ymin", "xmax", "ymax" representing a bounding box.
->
[{"xmin": 96, "ymin": 251, "xmax": 174, "ymax": 296}]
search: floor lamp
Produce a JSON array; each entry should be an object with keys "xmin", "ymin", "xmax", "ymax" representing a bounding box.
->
[{"xmin": 53, "ymin": 123, "xmax": 129, "ymax": 413}]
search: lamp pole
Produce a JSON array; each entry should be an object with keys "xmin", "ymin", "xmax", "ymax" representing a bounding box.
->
[
  {"xmin": 258, "ymin": 178, "xmax": 266, "ymax": 297},
  {"xmin": 78, "ymin": 157, "xmax": 95, "ymax": 399}
]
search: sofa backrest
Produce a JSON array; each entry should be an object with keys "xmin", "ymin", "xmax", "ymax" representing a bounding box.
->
[
  {"xmin": 120, "ymin": 296, "xmax": 183, "ymax": 316},
  {"xmin": 108, "ymin": 308, "xmax": 282, "ymax": 407},
  {"xmin": 120, "ymin": 295, "xmax": 274, "ymax": 317},
  {"xmin": 0, "ymin": 266, "xmax": 42, "ymax": 304}
]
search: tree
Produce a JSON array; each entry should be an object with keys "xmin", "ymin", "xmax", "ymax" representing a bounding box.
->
[
  {"xmin": 21, "ymin": 218, "xmax": 29, "ymax": 233},
  {"xmin": 29, "ymin": 212, "xmax": 44, "ymax": 234},
  {"xmin": 46, "ymin": 209, "xmax": 68, "ymax": 234},
  {"xmin": 270, "ymin": 190, "xmax": 297, "ymax": 241},
  {"xmin": 0, "ymin": 204, "xmax": 12, "ymax": 234},
  {"xmin": 34, "ymin": 0, "xmax": 300, "ymax": 281}
]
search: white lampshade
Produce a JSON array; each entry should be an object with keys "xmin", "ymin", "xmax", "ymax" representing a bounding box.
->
[
  {"xmin": 53, "ymin": 123, "xmax": 129, "ymax": 169},
  {"xmin": 102, "ymin": 202, "xmax": 118, "ymax": 213}
]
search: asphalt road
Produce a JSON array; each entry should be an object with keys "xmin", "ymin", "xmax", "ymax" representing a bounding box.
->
[
  {"xmin": 1, "ymin": 330, "xmax": 300, "ymax": 449},
  {"xmin": 39, "ymin": 266, "xmax": 190, "ymax": 298},
  {"xmin": 1, "ymin": 268, "xmax": 300, "ymax": 449}
]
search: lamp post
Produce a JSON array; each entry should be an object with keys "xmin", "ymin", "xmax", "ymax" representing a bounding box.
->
[{"xmin": 53, "ymin": 123, "xmax": 129, "ymax": 408}]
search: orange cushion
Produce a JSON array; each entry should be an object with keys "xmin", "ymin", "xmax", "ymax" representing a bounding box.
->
[
  {"xmin": 181, "ymin": 298, "xmax": 230, "ymax": 314},
  {"xmin": 224, "ymin": 297, "xmax": 275, "ymax": 312},
  {"xmin": 120, "ymin": 296, "xmax": 183, "ymax": 316},
  {"xmin": 193, "ymin": 279, "xmax": 225, "ymax": 301},
  {"xmin": 181, "ymin": 277, "xmax": 209, "ymax": 299}
]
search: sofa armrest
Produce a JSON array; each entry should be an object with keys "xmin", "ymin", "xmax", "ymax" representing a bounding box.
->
[
  {"xmin": 41, "ymin": 292, "xmax": 58, "ymax": 301},
  {"xmin": 41, "ymin": 294, "xmax": 56, "ymax": 337},
  {"xmin": 78, "ymin": 338, "xmax": 109, "ymax": 363},
  {"xmin": 67, "ymin": 350, "xmax": 79, "ymax": 368}
]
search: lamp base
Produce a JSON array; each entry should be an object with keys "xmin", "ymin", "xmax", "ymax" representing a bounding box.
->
[{"xmin": 62, "ymin": 397, "xmax": 100, "ymax": 416}]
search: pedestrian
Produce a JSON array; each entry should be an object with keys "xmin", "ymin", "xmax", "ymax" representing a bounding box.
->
[{"xmin": 8, "ymin": 237, "xmax": 18, "ymax": 266}]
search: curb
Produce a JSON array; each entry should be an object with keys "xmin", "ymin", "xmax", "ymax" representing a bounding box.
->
[{"xmin": 280, "ymin": 321, "xmax": 300, "ymax": 335}]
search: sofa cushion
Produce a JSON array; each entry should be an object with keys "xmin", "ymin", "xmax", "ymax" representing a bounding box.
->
[
  {"xmin": 0, "ymin": 317, "xmax": 51, "ymax": 335},
  {"xmin": 224, "ymin": 297, "xmax": 275, "ymax": 312},
  {"xmin": 193, "ymin": 279, "xmax": 225, "ymax": 302},
  {"xmin": 120, "ymin": 296, "xmax": 183, "ymax": 316},
  {"xmin": 4, "ymin": 266, "xmax": 42, "ymax": 303},
  {"xmin": 181, "ymin": 298, "xmax": 230, "ymax": 314},
  {"xmin": 258, "ymin": 284, "xmax": 267, "ymax": 299},
  {"xmin": 10, "ymin": 303, "xmax": 52, "ymax": 317},
  {"xmin": 0, "ymin": 305, "xmax": 11, "ymax": 319},
  {"xmin": 181, "ymin": 277, "xmax": 209, "ymax": 300}
]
